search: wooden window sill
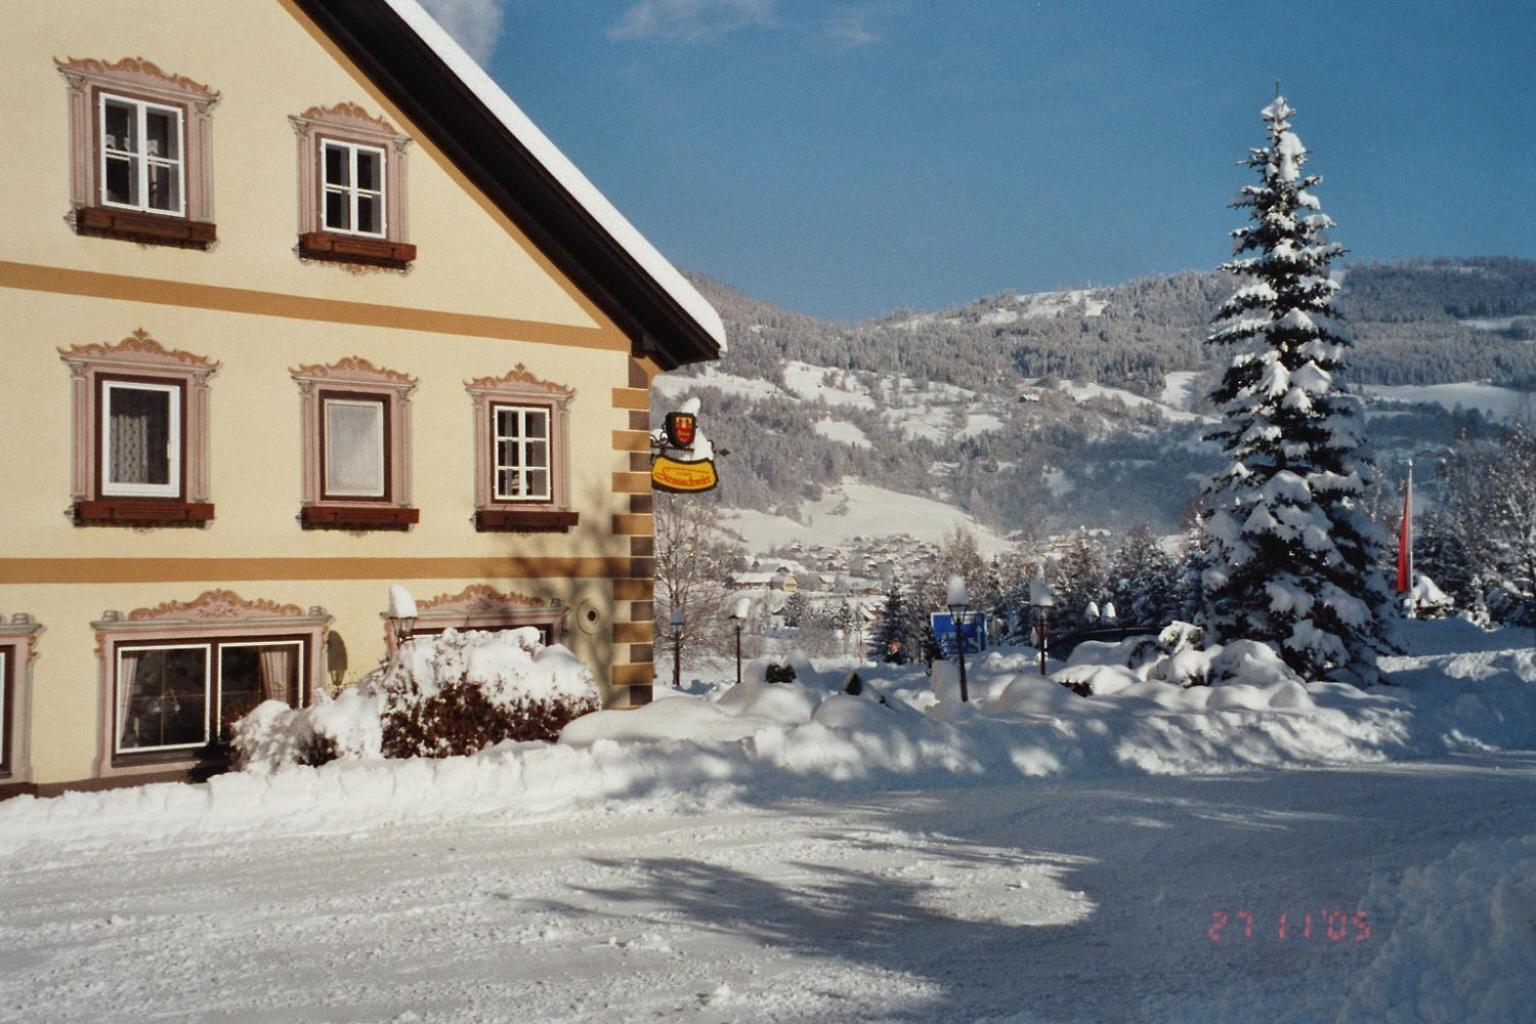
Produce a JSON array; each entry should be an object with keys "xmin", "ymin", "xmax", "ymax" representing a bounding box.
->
[
  {"xmin": 298, "ymin": 231, "xmax": 416, "ymax": 269},
  {"xmin": 76, "ymin": 206, "xmax": 216, "ymax": 249},
  {"xmin": 301, "ymin": 504, "xmax": 419, "ymax": 531},
  {"xmin": 74, "ymin": 498, "xmax": 215, "ymax": 527},
  {"xmin": 475, "ymin": 508, "xmax": 579, "ymax": 532}
]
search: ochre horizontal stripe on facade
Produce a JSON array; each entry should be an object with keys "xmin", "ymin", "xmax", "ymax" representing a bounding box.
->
[
  {"xmin": 612, "ymin": 513, "xmax": 653, "ymax": 536},
  {"xmin": 611, "ymin": 387, "xmax": 650, "ymax": 410},
  {"xmin": 611, "ymin": 663, "xmax": 654, "ymax": 686},
  {"xmin": 611, "ymin": 429, "xmax": 652, "ymax": 452},
  {"xmin": 612, "ymin": 471, "xmax": 652, "ymax": 494},
  {"xmin": 0, "ymin": 557, "xmax": 632, "ymax": 585},
  {"xmin": 613, "ymin": 579, "xmax": 652, "ymax": 600},
  {"xmin": 0, "ymin": 260, "xmax": 626, "ymax": 350},
  {"xmin": 612, "ymin": 621, "xmax": 654, "ymax": 644}
]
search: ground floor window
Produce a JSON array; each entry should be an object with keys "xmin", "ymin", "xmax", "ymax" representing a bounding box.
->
[
  {"xmin": 115, "ymin": 637, "xmax": 304, "ymax": 756},
  {"xmin": 411, "ymin": 623, "xmax": 554, "ymax": 646},
  {"xmin": 0, "ymin": 647, "xmax": 11, "ymax": 776}
]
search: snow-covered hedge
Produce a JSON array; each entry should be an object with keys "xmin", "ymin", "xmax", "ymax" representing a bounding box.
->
[{"xmin": 233, "ymin": 627, "xmax": 599, "ymax": 773}]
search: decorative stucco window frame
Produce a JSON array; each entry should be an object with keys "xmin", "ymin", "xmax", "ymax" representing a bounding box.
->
[
  {"xmin": 386, "ymin": 584, "xmax": 565, "ymax": 656},
  {"xmin": 291, "ymin": 357, "xmax": 419, "ymax": 531},
  {"xmin": 0, "ymin": 614, "xmax": 44, "ymax": 787},
  {"xmin": 56, "ymin": 56, "xmax": 219, "ymax": 248},
  {"xmin": 290, "ymin": 103, "xmax": 415, "ymax": 269},
  {"xmin": 465, "ymin": 366, "xmax": 577, "ymax": 532},
  {"xmin": 91, "ymin": 590, "xmax": 330, "ymax": 781},
  {"xmin": 59, "ymin": 330, "xmax": 218, "ymax": 527}
]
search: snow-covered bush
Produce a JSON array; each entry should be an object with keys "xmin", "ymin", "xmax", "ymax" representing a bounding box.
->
[
  {"xmin": 231, "ymin": 689, "xmax": 384, "ymax": 774},
  {"xmin": 232, "ymin": 628, "xmax": 599, "ymax": 772},
  {"xmin": 1402, "ymin": 573, "xmax": 1455, "ymax": 620},
  {"xmin": 373, "ymin": 627, "xmax": 600, "ymax": 757},
  {"xmin": 1051, "ymin": 629, "xmax": 1305, "ymax": 697}
]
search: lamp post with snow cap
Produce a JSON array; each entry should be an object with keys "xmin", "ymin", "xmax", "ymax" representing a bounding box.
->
[
  {"xmin": 1030, "ymin": 571, "xmax": 1055, "ymax": 676},
  {"xmin": 947, "ymin": 574, "xmax": 971, "ymax": 703},
  {"xmin": 729, "ymin": 597, "xmax": 750, "ymax": 687},
  {"xmin": 670, "ymin": 607, "xmax": 685, "ymax": 689},
  {"xmin": 386, "ymin": 584, "xmax": 418, "ymax": 648},
  {"xmin": 385, "ymin": 584, "xmax": 418, "ymax": 684}
]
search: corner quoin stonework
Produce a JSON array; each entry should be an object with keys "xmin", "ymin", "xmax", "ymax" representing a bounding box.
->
[{"xmin": 609, "ymin": 358, "xmax": 657, "ymax": 705}]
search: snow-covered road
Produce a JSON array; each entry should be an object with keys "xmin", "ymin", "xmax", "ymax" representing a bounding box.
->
[{"xmin": 4, "ymin": 752, "xmax": 1534, "ymax": 1024}]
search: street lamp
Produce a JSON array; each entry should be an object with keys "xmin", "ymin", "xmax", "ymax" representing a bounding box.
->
[
  {"xmin": 386, "ymin": 584, "xmax": 418, "ymax": 649},
  {"xmin": 946, "ymin": 574, "xmax": 971, "ymax": 703},
  {"xmin": 670, "ymin": 607, "xmax": 685, "ymax": 689},
  {"xmin": 729, "ymin": 597, "xmax": 750, "ymax": 686},
  {"xmin": 1029, "ymin": 570, "xmax": 1055, "ymax": 676}
]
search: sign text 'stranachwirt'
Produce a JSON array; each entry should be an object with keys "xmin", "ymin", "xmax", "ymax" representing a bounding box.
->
[{"xmin": 651, "ymin": 454, "xmax": 718, "ymax": 493}]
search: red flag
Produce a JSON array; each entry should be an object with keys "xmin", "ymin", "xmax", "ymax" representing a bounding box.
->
[{"xmin": 1395, "ymin": 464, "xmax": 1413, "ymax": 593}]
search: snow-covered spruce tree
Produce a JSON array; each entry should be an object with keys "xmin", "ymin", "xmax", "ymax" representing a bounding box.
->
[{"xmin": 1199, "ymin": 95, "xmax": 1391, "ymax": 684}]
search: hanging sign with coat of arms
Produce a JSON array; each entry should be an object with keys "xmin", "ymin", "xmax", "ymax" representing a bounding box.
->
[{"xmin": 651, "ymin": 402, "xmax": 720, "ymax": 493}]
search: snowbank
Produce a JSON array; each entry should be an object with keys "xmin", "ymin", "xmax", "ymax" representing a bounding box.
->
[
  {"xmin": 1340, "ymin": 833, "xmax": 1536, "ymax": 1023},
  {"xmin": 3, "ymin": 622, "xmax": 1533, "ymax": 856}
]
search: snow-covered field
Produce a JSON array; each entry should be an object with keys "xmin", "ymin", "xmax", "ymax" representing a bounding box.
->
[
  {"xmin": 1360, "ymin": 382, "xmax": 1535, "ymax": 423},
  {"xmin": 718, "ymin": 477, "xmax": 1012, "ymax": 554},
  {"xmin": 3, "ymin": 621, "xmax": 1534, "ymax": 1023}
]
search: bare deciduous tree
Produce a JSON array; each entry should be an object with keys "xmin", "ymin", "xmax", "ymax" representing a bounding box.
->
[{"xmin": 652, "ymin": 493, "xmax": 749, "ymax": 666}]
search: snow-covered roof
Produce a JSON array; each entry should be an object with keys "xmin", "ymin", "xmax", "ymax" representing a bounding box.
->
[{"xmin": 357, "ymin": 1, "xmax": 727, "ymax": 356}]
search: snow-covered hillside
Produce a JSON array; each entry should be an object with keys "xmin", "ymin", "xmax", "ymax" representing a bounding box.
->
[{"xmin": 655, "ymin": 261, "xmax": 1536, "ymax": 545}]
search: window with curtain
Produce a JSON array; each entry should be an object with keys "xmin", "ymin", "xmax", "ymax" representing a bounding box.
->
[
  {"xmin": 116, "ymin": 645, "xmax": 208, "ymax": 752},
  {"xmin": 101, "ymin": 379, "xmax": 181, "ymax": 498},
  {"xmin": 322, "ymin": 396, "xmax": 387, "ymax": 499},
  {"xmin": 115, "ymin": 638, "xmax": 307, "ymax": 756},
  {"xmin": 217, "ymin": 642, "xmax": 299, "ymax": 740}
]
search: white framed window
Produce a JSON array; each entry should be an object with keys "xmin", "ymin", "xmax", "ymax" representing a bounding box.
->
[
  {"xmin": 100, "ymin": 378, "xmax": 182, "ymax": 499},
  {"xmin": 321, "ymin": 394, "xmax": 389, "ymax": 500},
  {"xmin": 292, "ymin": 361, "xmax": 416, "ymax": 530},
  {"xmin": 99, "ymin": 92, "xmax": 185, "ymax": 216},
  {"xmin": 216, "ymin": 640, "xmax": 303, "ymax": 741},
  {"xmin": 492, "ymin": 404, "xmax": 552, "ymax": 502},
  {"xmin": 114, "ymin": 637, "xmax": 307, "ymax": 755},
  {"xmin": 115, "ymin": 643, "xmax": 210, "ymax": 754},
  {"xmin": 0, "ymin": 647, "xmax": 8, "ymax": 775},
  {"xmin": 321, "ymin": 139, "xmax": 387, "ymax": 237}
]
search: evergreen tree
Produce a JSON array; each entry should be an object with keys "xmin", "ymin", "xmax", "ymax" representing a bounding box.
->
[
  {"xmin": 1052, "ymin": 531, "xmax": 1110, "ymax": 632},
  {"xmin": 871, "ymin": 576, "xmax": 910, "ymax": 664},
  {"xmin": 1199, "ymin": 94, "xmax": 1390, "ymax": 683},
  {"xmin": 1108, "ymin": 525, "xmax": 1180, "ymax": 628},
  {"xmin": 782, "ymin": 590, "xmax": 807, "ymax": 629}
]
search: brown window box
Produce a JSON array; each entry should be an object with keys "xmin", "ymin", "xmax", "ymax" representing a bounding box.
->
[
  {"xmin": 76, "ymin": 206, "xmax": 217, "ymax": 249},
  {"xmin": 301, "ymin": 504, "xmax": 419, "ymax": 531},
  {"xmin": 74, "ymin": 498, "xmax": 215, "ymax": 527},
  {"xmin": 475, "ymin": 508, "xmax": 580, "ymax": 533},
  {"xmin": 298, "ymin": 231, "xmax": 416, "ymax": 269}
]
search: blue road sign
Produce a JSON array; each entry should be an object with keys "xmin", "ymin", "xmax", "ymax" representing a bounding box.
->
[{"xmin": 931, "ymin": 612, "xmax": 987, "ymax": 657}]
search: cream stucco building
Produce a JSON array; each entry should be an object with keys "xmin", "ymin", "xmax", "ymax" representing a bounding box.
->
[{"xmin": 0, "ymin": 0, "xmax": 724, "ymax": 797}]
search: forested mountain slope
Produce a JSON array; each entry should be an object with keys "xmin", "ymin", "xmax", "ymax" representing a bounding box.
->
[{"xmin": 656, "ymin": 259, "xmax": 1535, "ymax": 535}]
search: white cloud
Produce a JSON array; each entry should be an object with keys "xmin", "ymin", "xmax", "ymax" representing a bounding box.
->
[
  {"xmin": 608, "ymin": 0, "xmax": 777, "ymax": 43},
  {"xmin": 418, "ymin": 0, "xmax": 508, "ymax": 65},
  {"xmin": 822, "ymin": 8, "xmax": 877, "ymax": 50}
]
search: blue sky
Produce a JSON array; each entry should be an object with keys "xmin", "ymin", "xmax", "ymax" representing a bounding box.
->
[{"xmin": 425, "ymin": 0, "xmax": 1536, "ymax": 320}]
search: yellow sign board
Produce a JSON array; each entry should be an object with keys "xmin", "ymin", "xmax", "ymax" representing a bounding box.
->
[{"xmin": 651, "ymin": 455, "xmax": 719, "ymax": 493}]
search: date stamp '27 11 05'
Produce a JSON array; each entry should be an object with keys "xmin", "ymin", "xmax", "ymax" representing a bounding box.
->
[{"xmin": 1208, "ymin": 909, "xmax": 1371, "ymax": 943}]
